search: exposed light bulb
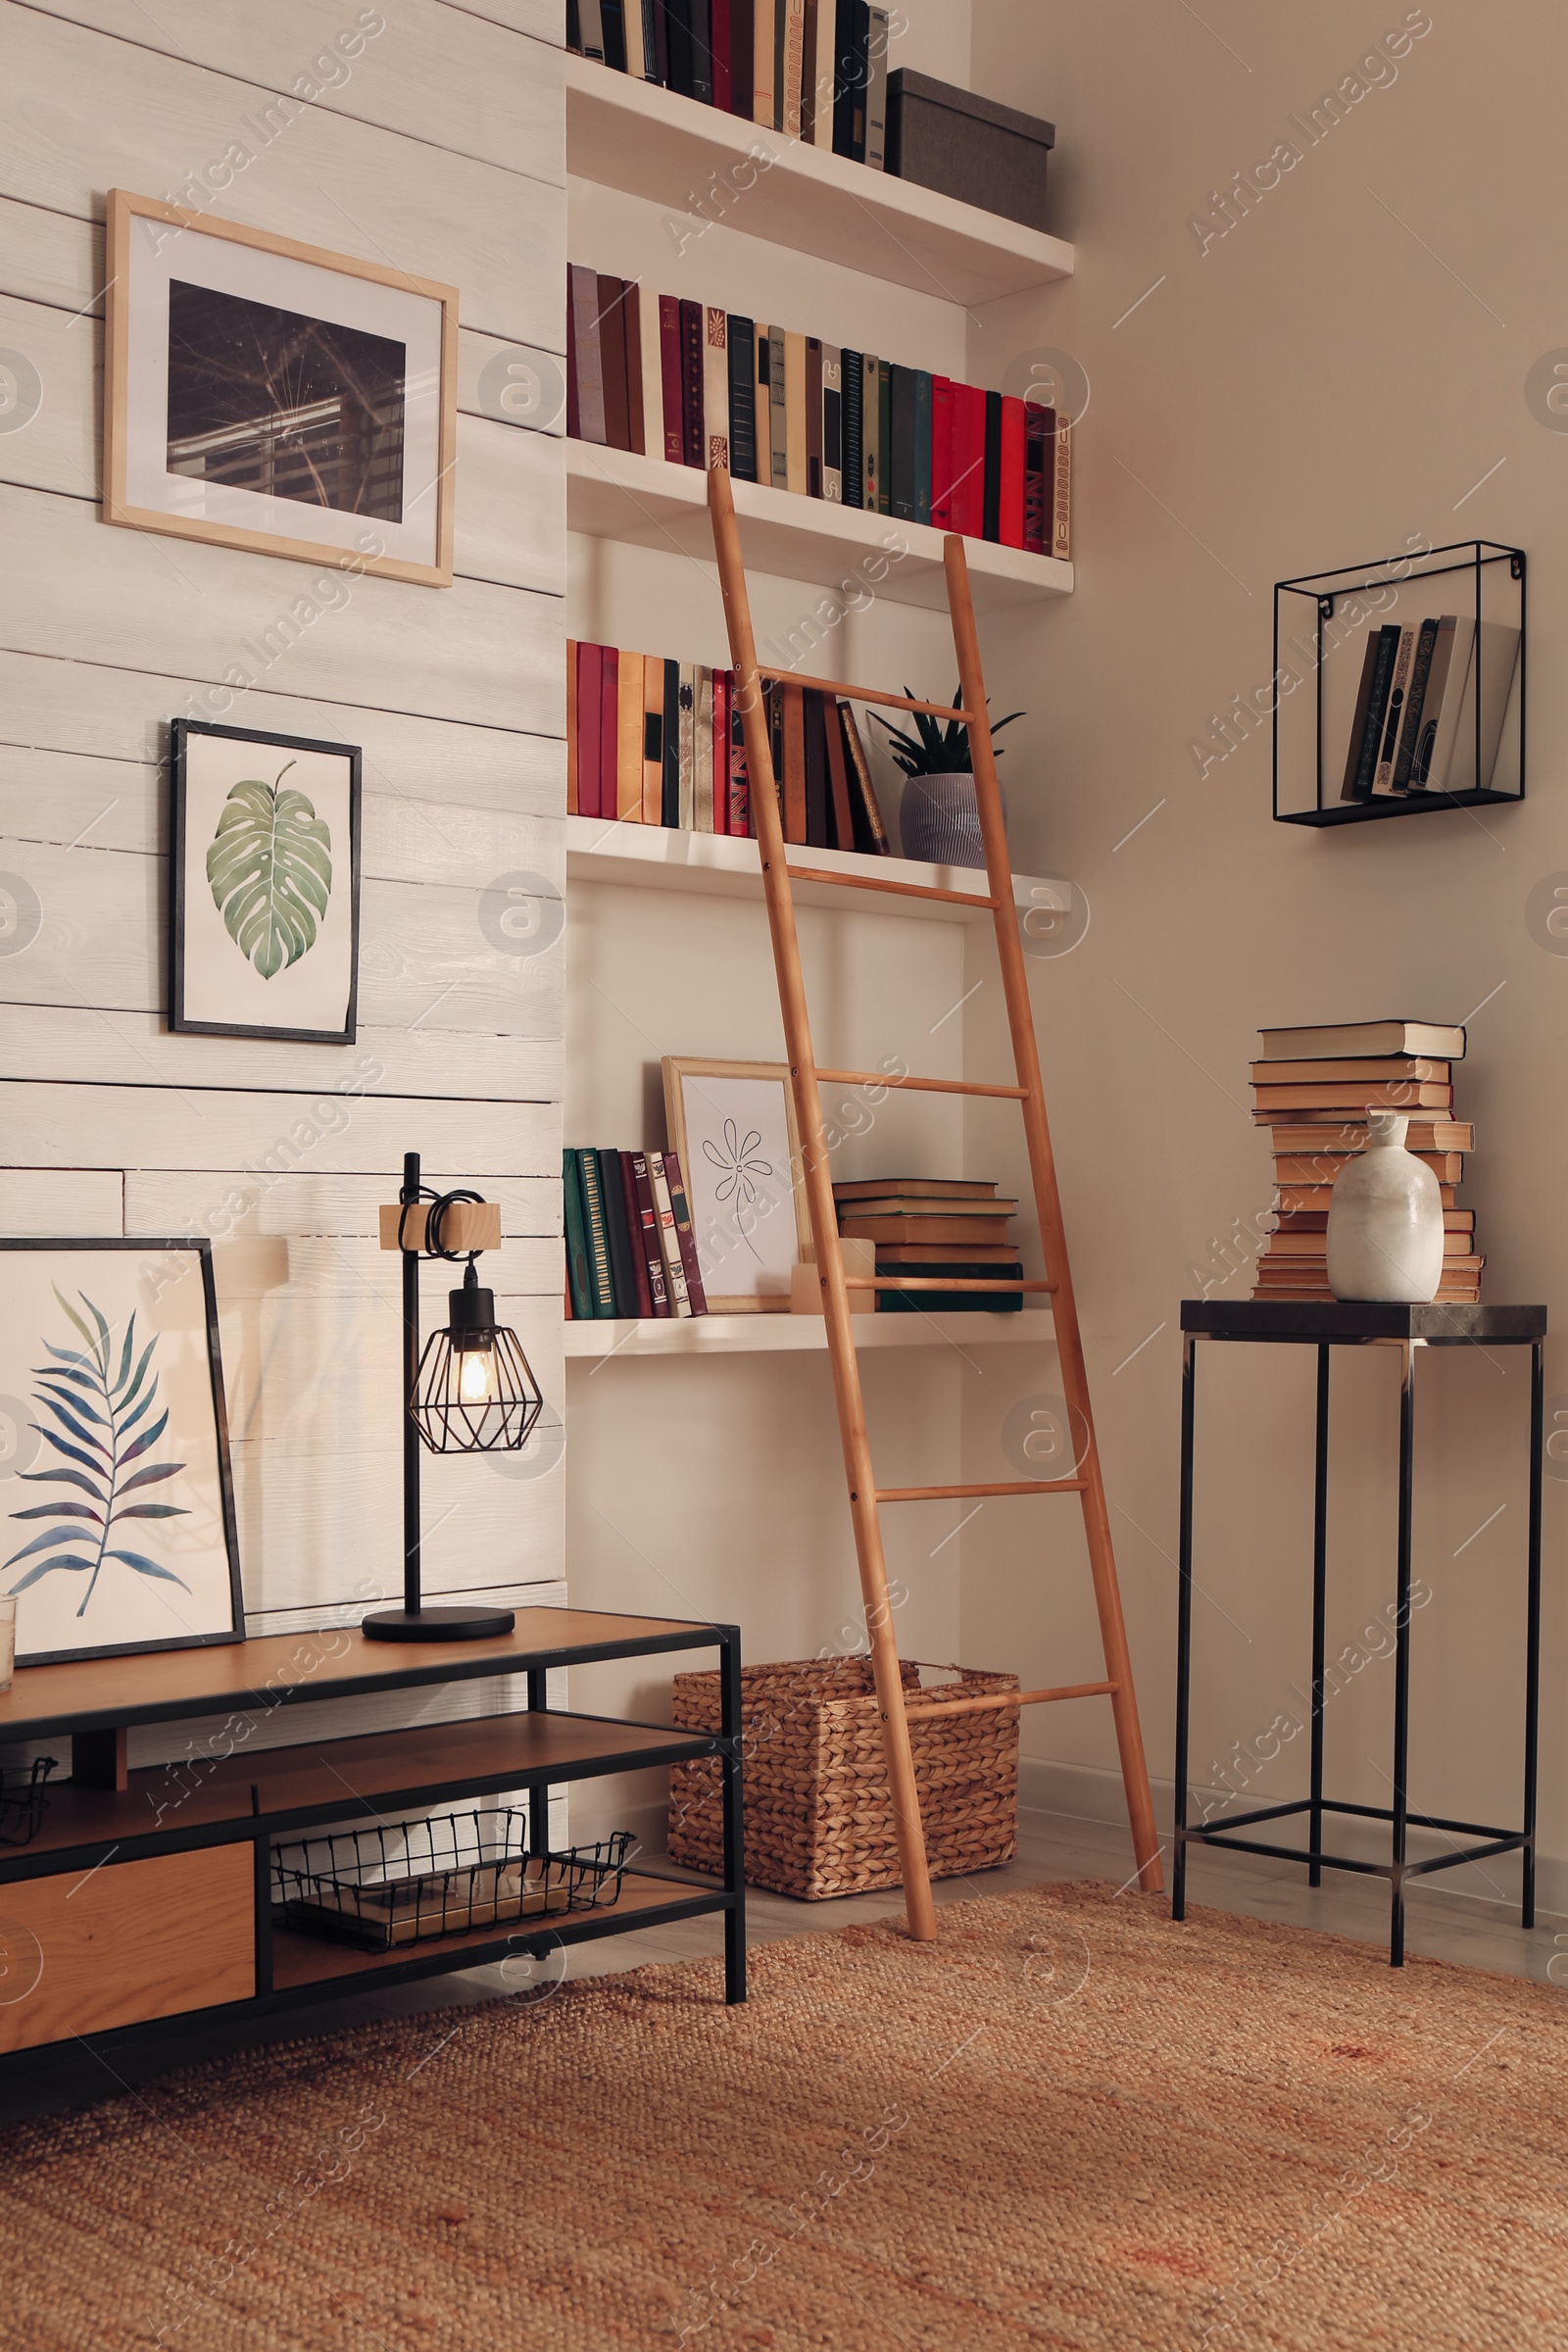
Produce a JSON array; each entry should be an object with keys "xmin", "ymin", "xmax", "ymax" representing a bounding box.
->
[{"xmin": 458, "ymin": 1347, "xmax": 498, "ymax": 1405}]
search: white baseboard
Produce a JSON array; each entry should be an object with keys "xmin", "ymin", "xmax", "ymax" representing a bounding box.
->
[{"xmin": 1019, "ymin": 1756, "xmax": 1566, "ymax": 1925}]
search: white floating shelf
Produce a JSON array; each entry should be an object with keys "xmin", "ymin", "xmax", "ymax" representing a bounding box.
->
[
  {"xmin": 565, "ymin": 1310, "xmax": 1054, "ymax": 1358},
  {"xmin": 565, "ymin": 440, "xmax": 1072, "ymax": 613},
  {"xmin": 565, "ymin": 54, "xmax": 1073, "ymax": 307},
  {"xmin": 565, "ymin": 813, "xmax": 1072, "ymax": 926}
]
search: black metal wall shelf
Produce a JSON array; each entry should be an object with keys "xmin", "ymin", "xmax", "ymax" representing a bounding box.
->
[{"xmin": 1273, "ymin": 540, "xmax": 1525, "ymax": 828}]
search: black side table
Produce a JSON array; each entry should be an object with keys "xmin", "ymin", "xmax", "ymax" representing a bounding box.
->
[{"xmin": 1173, "ymin": 1299, "xmax": 1545, "ymax": 1967}]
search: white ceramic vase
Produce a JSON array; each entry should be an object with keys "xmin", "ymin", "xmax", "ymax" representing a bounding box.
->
[
  {"xmin": 897, "ymin": 773, "xmax": 1006, "ymax": 870},
  {"xmin": 1325, "ymin": 1110, "xmax": 1446, "ymax": 1302}
]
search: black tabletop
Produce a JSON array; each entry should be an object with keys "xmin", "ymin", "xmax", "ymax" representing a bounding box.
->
[{"xmin": 1181, "ymin": 1299, "xmax": 1546, "ymax": 1344}]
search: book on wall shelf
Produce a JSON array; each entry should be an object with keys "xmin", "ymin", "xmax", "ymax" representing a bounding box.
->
[
  {"xmin": 1249, "ymin": 1021, "xmax": 1483, "ymax": 1303},
  {"xmin": 564, "ymin": 1147, "xmax": 710, "ymax": 1319},
  {"xmin": 567, "ymin": 637, "xmax": 892, "ymax": 852},
  {"xmin": 1338, "ymin": 615, "xmax": 1521, "ymax": 804},
  {"xmin": 565, "ymin": 265, "xmax": 1070, "ymax": 560},
  {"xmin": 834, "ymin": 1177, "xmax": 1024, "ymax": 1311}
]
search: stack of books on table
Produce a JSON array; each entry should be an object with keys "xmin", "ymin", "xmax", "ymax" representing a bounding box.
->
[
  {"xmin": 1250, "ymin": 1019, "xmax": 1480, "ymax": 1303},
  {"xmin": 568, "ymin": 640, "xmax": 891, "ymax": 850},
  {"xmin": 564, "ymin": 1147, "xmax": 710, "ymax": 1319},
  {"xmin": 568, "ymin": 2, "xmax": 897, "ymax": 171},
  {"xmin": 834, "ymin": 1178, "xmax": 1022, "ymax": 1310},
  {"xmin": 566, "ymin": 266, "xmax": 1070, "ymax": 556}
]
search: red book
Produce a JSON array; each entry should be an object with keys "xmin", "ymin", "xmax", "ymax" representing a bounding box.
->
[
  {"xmin": 628, "ymin": 1152, "xmax": 670, "ymax": 1315},
  {"xmin": 679, "ymin": 298, "xmax": 706, "ymax": 466},
  {"xmin": 576, "ymin": 642, "xmax": 603, "ymax": 819},
  {"xmin": 618, "ymin": 1151, "xmax": 655, "ymax": 1318},
  {"xmin": 710, "ymin": 0, "xmax": 732, "ymax": 109},
  {"xmin": 728, "ymin": 674, "xmax": 750, "ymax": 836},
  {"xmin": 599, "ymin": 646, "xmax": 619, "ymax": 821},
  {"xmin": 662, "ymin": 1150, "xmax": 709, "ymax": 1314},
  {"xmin": 999, "ymin": 394, "xmax": 1027, "ymax": 549},
  {"xmin": 930, "ymin": 375, "xmax": 955, "ymax": 531},
  {"xmin": 1024, "ymin": 404, "xmax": 1051, "ymax": 555},
  {"xmin": 951, "ymin": 384, "xmax": 987, "ymax": 537},
  {"xmin": 711, "ymin": 667, "xmax": 729, "ymax": 831},
  {"xmin": 659, "ymin": 295, "xmax": 684, "ymax": 465}
]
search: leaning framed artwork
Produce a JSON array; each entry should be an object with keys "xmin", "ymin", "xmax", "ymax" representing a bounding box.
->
[
  {"xmin": 103, "ymin": 186, "xmax": 458, "ymax": 586},
  {"xmin": 662, "ymin": 1057, "xmax": 811, "ymax": 1311},
  {"xmin": 0, "ymin": 1241, "xmax": 244, "ymax": 1669},
  {"xmin": 171, "ymin": 718, "xmax": 362, "ymax": 1043}
]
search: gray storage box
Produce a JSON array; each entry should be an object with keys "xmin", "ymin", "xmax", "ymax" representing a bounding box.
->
[{"xmin": 885, "ymin": 72, "xmax": 1054, "ymax": 233}]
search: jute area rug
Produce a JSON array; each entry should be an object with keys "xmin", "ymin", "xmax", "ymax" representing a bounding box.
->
[{"xmin": 5, "ymin": 1881, "xmax": 1567, "ymax": 2352}]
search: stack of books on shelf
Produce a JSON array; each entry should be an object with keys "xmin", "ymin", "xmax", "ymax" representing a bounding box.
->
[
  {"xmin": 566, "ymin": 266, "xmax": 1071, "ymax": 556},
  {"xmin": 567, "ymin": 1, "xmax": 897, "ymax": 169},
  {"xmin": 1338, "ymin": 614, "xmax": 1521, "ymax": 803},
  {"xmin": 1250, "ymin": 1019, "xmax": 1480, "ymax": 1303},
  {"xmin": 568, "ymin": 638, "xmax": 892, "ymax": 851},
  {"xmin": 564, "ymin": 1146, "xmax": 710, "ymax": 1319},
  {"xmin": 834, "ymin": 1178, "xmax": 1022, "ymax": 1311}
]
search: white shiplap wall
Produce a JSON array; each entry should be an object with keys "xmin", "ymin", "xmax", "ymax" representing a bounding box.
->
[{"xmin": 0, "ymin": 0, "xmax": 567, "ymax": 1646}]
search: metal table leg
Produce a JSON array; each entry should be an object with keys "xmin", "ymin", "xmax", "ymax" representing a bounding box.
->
[
  {"xmin": 719, "ymin": 1624, "xmax": 747, "ymax": 2004},
  {"xmin": 1390, "ymin": 1342, "xmax": 1416, "ymax": 1968},
  {"xmin": 1525, "ymin": 1341, "xmax": 1544, "ymax": 1928},
  {"xmin": 1173, "ymin": 1334, "xmax": 1197, "ymax": 1922},
  {"xmin": 526, "ymin": 1666, "xmax": 550, "ymax": 1863},
  {"xmin": 1309, "ymin": 1344, "xmax": 1330, "ymax": 1887}
]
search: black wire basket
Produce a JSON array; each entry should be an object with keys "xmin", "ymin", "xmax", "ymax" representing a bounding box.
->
[
  {"xmin": 270, "ymin": 1811, "xmax": 633, "ymax": 1951},
  {"xmin": 0, "ymin": 1756, "xmax": 57, "ymax": 1847}
]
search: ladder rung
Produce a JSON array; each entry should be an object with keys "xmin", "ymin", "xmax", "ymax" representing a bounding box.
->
[
  {"xmin": 815, "ymin": 1068, "xmax": 1028, "ymax": 1101},
  {"xmin": 875, "ymin": 1480, "xmax": 1088, "ymax": 1501},
  {"xmin": 902, "ymin": 1680, "xmax": 1117, "ymax": 1720},
  {"xmin": 784, "ymin": 863, "xmax": 1000, "ymax": 911},
  {"xmin": 842, "ymin": 1276, "xmax": 1057, "ymax": 1294},
  {"xmin": 755, "ymin": 669, "xmax": 979, "ymax": 724}
]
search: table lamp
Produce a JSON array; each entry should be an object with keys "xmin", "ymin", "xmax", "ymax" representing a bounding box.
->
[{"xmin": 363, "ymin": 1152, "xmax": 545, "ymax": 1642}]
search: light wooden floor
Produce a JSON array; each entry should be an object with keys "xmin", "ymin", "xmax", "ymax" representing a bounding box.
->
[{"xmin": 1, "ymin": 1804, "xmax": 1559, "ymax": 2127}]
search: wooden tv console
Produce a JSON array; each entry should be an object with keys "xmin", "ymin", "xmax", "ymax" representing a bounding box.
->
[{"xmin": 0, "ymin": 1608, "xmax": 745, "ymax": 2067}]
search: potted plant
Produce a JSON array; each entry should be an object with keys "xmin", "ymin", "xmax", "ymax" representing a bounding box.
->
[{"xmin": 870, "ymin": 690, "xmax": 1023, "ymax": 869}]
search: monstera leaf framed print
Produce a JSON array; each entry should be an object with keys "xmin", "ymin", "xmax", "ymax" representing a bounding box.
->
[
  {"xmin": 0, "ymin": 1241, "xmax": 243, "ymax": 1668},
  {"xmin": 171, "ymin": 718, "xmax": 361, "ymax": 1043}
]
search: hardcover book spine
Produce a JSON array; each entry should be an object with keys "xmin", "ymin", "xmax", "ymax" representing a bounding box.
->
[
  {"xmin": 710, "ymin": 667, "xmax": 729, "ymax": 832},
  {"xmin": 781, "ymin": 679, "xmax": 808, "ymax": 843},
  {"xmin": 580, "ymin": 0, "xmax": 606, "ymax": 60},
  {"xmin": 680, "ymin": 299, "xmax": 706, "ymax": 466},
  {"xmin": 769, "ymin": 329, "xmax": 789, "ymax": 489},
  {"xmin": 653, "ymin": 0, "xmax": 670, "ymax": 85},
  {"xmin": 563, "ymin": 1150, "xmax": 595, "ymax": 1320},
  {"xmin": 800, "ymin": 0, "xmax": 819, "ymax": 137},
  {"xmin": 598, "ymin": 274, "xmax": 630, "ymax": 451},
  {"xmin": 566, "ymin": 268, "xmax": 581, "ymax": 438},
  {"xmin": 1392, "ymin": 615, "xmax": 1440, "ymax": 792},
  {"xmin": 753, "ymin": 0, "xmax": 775, "ymax": 124},
  {"xmin": 806, "ymin": 336, "xmax": 824, "ymax": 496},
  {"xmin": 665, "ymin": 0, "xmax": 694, "ymax": 94},
  {"xmin": 577, "ymin": 1149, "xmax": 618, "ymax": 1315},
  {"xmin": 810, "ymin": 0, "xmax": 836, "ymax": 142},
  {"xmin": 600, "ymin": 1149, "xmax": 638, "ymax": 1314},
  {"xmin": 566, "ymin": 638, "xmax": 579, "ymax": 815},
  {"xmin": 710, "ymin": 0, "xmax": 731, "ymax": 106},
  {"xmin": 599, "ymin": 645, "xmax": 620, "ymax": 821},
  {"xmin": 642, "ymin": 654, "xmax": 665, "ymax": 824},
  {"xmin": 662, "ymin": 1150, "xmax": 710, "ymax": 1314},
  {"xmin": 1408, "ymin": 614, "xmax": 1460, "ymax": 791},
  {"xmin": 569, "ymin": 264, "xmax": 607, "ymax": 444},
  {"xmin": 1023, "ymin": 404, "xmax": 1050, "ymax": 554},
  {"xmin": 705, "ymin": 306, "xmax": 730, "ymax": 469},
  {"xmin": 662, "ymin": 657, "xmax": 681, "ymax": 824},
  {"xmin": 839, "ymin": 702, "xmax": 890, "ymax": 853},
  {"xmin": 690, "ymin": 0, "xmax": 712, "ymax": 109},
  {"xmin": 999, "ymin": 393, "xmax": 1026, "ymax": 549},
  {"xmin": 876, "ymin": 358, "xmax": 892, "ymax": 514},
  {"xmin": 982, "ymin": 388, "xmax": 1003, "ymax": 542},
  {"xmin": 623, "ymin": 0, "xmax": 647, "ymax": 75},
  {"xmin": 729, "ymin": 0, "xmax": 753, "ymax": 115},
  {"xmin": 912, "ymin": 368, "xmax": 932, "ymax": 527},
  {"xmin": 577, "ymin": 642, "xmax": 604, "ymax": 819},
  {"xmin": 1052, "ymin": 415, "xmax": 1071, "ymax": 560},
  {"xmin": 785, "ymin": 329, "xmax": 808, "ymax": 494},
  {"xmin": 861, "ymin": 353, "xmax": 879, "ymax": 509},
  {"xmin": 617, "ymin": 1150, "xmax": 656, "ymax": 1318},
  {"xmin": 660, "ymin": 295, "xmax": 685, "ymax": 463},
  {"xmin": 728, "ymin": 315, "xmax": 758, "ymax": 480},
  {"xmin": 888, "ymin": 363, "xmax": 916, "ymax": 522},
  {"xmin": 678, "ymin": 662, "xmax": 697, "ymax": 827},
  {"xmin": 618, "ymin": 643, "xmax": 645, "ymax": 818},
  {"xmin": 622, "ymin": 281, "xmax": 646, "ymax": 454},
  {"xmin": 833, "ymin": 0, "xmax": 868, "ymax": 160},
  {"xmin": 823, "ymin": 682, "xmax": 854, "ymax": 849},
  {"xmin": 803, "ymin": 687, "xmax": 829, "ymax": 847},
  {"xmin": 728, "ymin": 677, "xmax": 751, "ymax": 836},
  {"xmin": 781, "ymin": 0, "xmax": 806, "ymax": 133},
  {"xmin": 864, "ymin": 4, "xmax": 889, "ymax": 167},
  {"xmin": 822, "ymin": 344, "xmax": 843, "ymax": 502},
  {"xmin": 693, "ymin": 666, "xmax": 714, "ymax": 831},
  {"xmin": 1371, "ymin": 625, "xmax": 1417, "ymax": 796},
  {"xmin": 841, "ymin": 345, "xmax": 863, "ymax": 508},
  {"xmin": 954, "ymin": 382, "xmax": 986, "ymax": 537},
  {"xmin": 647, "ymin": 1152, "xmax": 693, "ymax": 1314},
  {"xmin": 601, "ymin": 0, "xmax": 627, "ymax": 68},
  {"xmin": 567, "ymin": 0, "xmax": 583, "ymax": 56},
  {"xmin": 629, "ymin": 1152, "xmax": 671, "ymax": 1314},
  {"xmin": 931, "ymin": 375, "xmax": 955, "ymax": 530}
]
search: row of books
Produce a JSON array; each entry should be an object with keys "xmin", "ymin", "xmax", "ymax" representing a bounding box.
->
[
  {"xmin": 835, "ymin": 1177, "xmax": 1023, "ymax": 1312},
  {"xmin": 564, "ymin": 1146, "xmax": 710, "ymax": 1320},
  {"xmin": 1339, "ymin": 616, "xmax": 1520, "ymax": 801},
  {"xmin": 568, "ymin": 1, "xmax": 896, "ymax": 169},
  {"xmin": 1249, "ymin": 1019, "xmax": 1481, "ymax": 1303},
  {"xmin": 566, "ymin": 267, "xmax": 1072, "ymax": 555},
  {"xmin": 567, "ymin": 639, "xmax": 894, "ymax": 852}
]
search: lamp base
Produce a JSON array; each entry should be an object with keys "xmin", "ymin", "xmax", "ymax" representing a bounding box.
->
[{"xmin": 362, "ymin": 1604, "xmax": 516, "ymax": 1643}]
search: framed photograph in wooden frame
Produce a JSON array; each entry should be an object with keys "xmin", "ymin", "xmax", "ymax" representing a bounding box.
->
[
  {"xmin": 171, "ymin": 718, "xmax": 362, "ymax": 1044},
  {"xmin": 0, "ymin": 1241, "xmax": 244, "ymax": 1670},
  {"xmin": 104, "ymin": 187, "xmax": 458, "ymax": 586},
  {"xmin": 662, "ymin": 1057, "xmax": 811, "ymax": 1312}
]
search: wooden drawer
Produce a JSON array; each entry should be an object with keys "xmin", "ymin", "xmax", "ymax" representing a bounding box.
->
[{"xmin": 0, "ymin": 1843, "xmax": 254, "ymax": 2053}]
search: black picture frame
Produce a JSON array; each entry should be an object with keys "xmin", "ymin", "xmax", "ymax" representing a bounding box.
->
[
  {"xmin": 171, "ymin": 716, "xmax": 363, "ymax": 1044},
  {"xmin": 0, "ymin": 1240, "xmax": 244, "ymax": 1670}
]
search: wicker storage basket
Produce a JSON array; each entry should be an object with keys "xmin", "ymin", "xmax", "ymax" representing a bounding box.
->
[{"xmin": 667, "ymin": 1657, "xmax": 1019, "ymax": 1899}]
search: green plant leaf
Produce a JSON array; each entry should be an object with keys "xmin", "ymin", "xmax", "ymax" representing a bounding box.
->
[
  {"xmin": 206, "ymin": 761, "xmax": 332, "ymax": 981},
  {"xmin": 51, "ymin": 1285, "xmax": 98, "ymax": 1354}
]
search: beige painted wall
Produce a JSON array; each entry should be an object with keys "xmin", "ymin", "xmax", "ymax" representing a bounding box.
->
[{"xmin": 959, "ymin": 0, "xmax": 1564, "ymax": 1899}]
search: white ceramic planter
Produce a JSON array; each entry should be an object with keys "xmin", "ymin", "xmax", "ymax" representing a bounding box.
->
[
  {"xmin": 1325, "ymin": 1110, "xmax": 1446, "ymax": 1302},
  {"xmin": 896, "ymin": 772, "xmax": 1006, "ymax": 870}
]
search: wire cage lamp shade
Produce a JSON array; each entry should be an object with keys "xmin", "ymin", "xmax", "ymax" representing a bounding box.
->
[{"xmin": 412, "ymin": 1281, "xmax": 545, "ymax": 1455}]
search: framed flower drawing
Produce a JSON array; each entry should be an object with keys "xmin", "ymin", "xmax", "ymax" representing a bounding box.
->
[
  {"xmin": 171, "ymin": 717, "xmax": 361, "ymax": 1043},
  {"xmin": 662, "ymin": 1057, "xmax": 811, "ymax": 1311},
  {"xmin": 0, "ymin": 1241, "xmax": 244, "ymax": 1669}
]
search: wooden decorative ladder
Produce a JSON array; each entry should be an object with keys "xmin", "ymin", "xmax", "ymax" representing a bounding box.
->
[{"xmin": 708, "ymin": 466, "xmax": 1163, "ymax": 1939}]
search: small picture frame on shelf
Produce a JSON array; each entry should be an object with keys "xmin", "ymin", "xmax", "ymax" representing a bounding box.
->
[
  {"xmin": 0, "ymin": 1241, "xmax": 244, "ymax": 1669},
  {"xmin": 104, "ymin": 186, "xmax": 458, "ymax": 585},
  {"xmin": 171, "ymin": 718, "xmax": 362, "ymax": 1044},
  {"xmin": 662, "ymin": 1057, "xmax": 810, "ymax": 1311}
]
